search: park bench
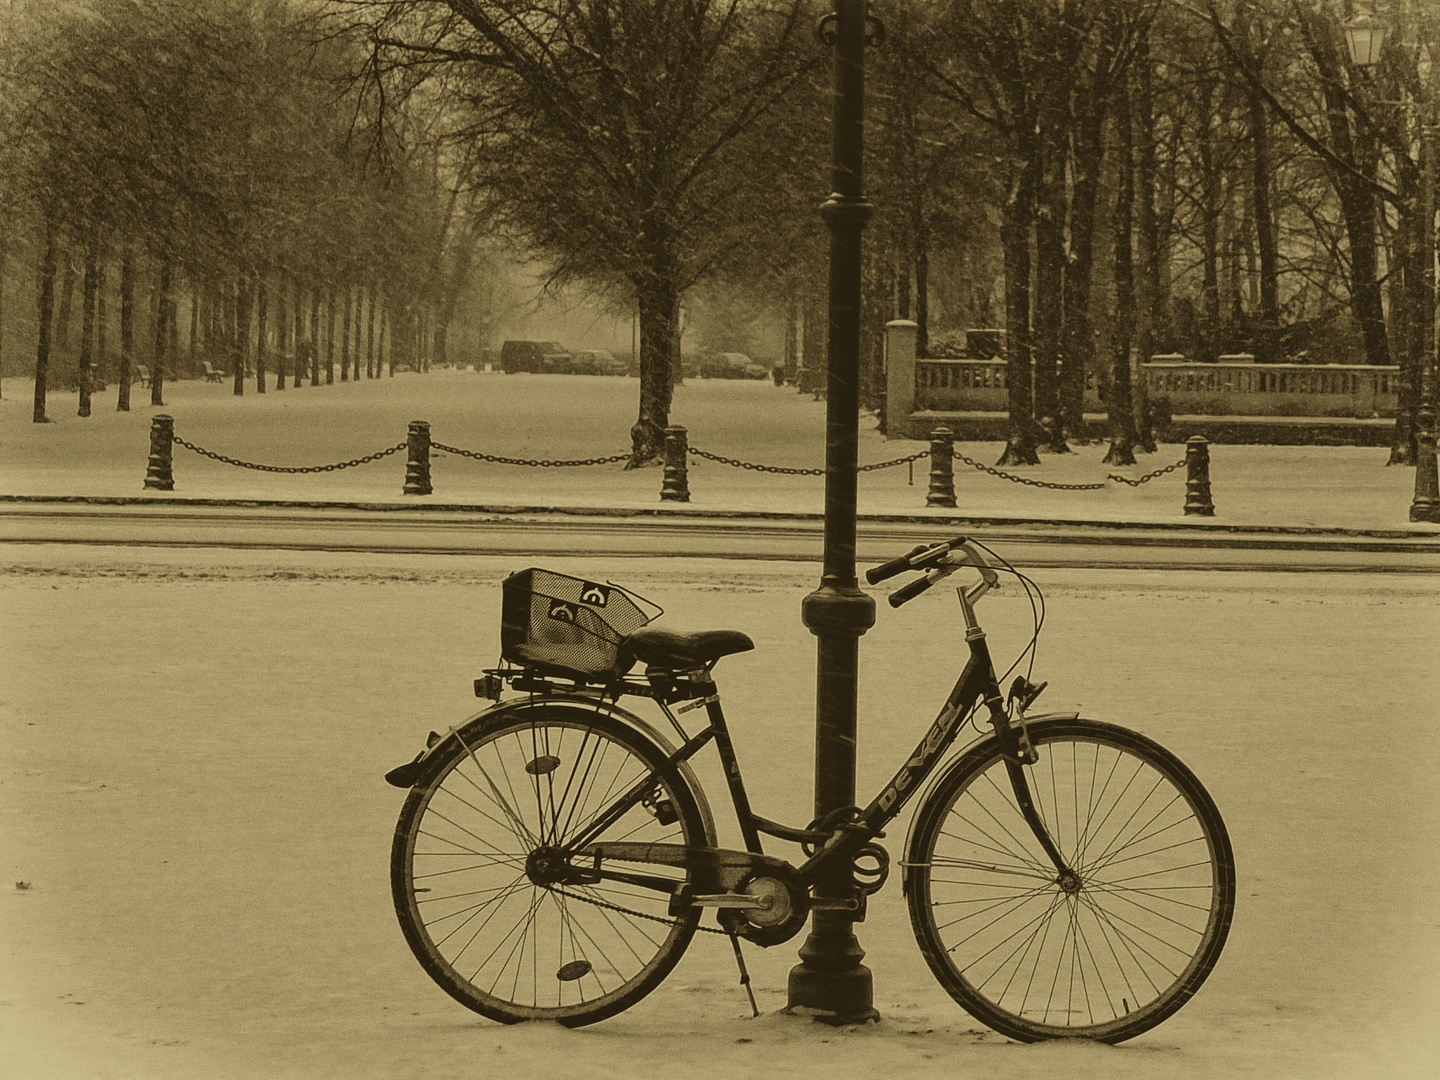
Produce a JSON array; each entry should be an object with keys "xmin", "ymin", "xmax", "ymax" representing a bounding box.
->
[
  {"xmin": 201, "ymin": 361, "xmax": 223, "ymax": 382},
  {"xmin": 135, "ymin": 365, "xmax": 151, "ymax": 387}
]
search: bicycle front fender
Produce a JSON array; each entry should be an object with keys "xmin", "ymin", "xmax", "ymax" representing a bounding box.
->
[
  {"xmin": 383, "ymin": 694, "xmax": 718, "ymax": 847},
  {"xmin": 898, "ymin": 711, "xmax": 1080, "ymax": 895}
]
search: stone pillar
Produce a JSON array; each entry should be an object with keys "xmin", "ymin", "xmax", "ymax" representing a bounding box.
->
[
  {"xmin": 143, "ymin": 414, "xmax": 175, "ymax": 491},
  {"xmin": 661, "ymin": 425, "xmax": 690, "ymax": 503},
  {"xmin": 1410, "ymin": 404, "xmax": 1439, "ymax": 523},
  {"xmin": 403, "ymin": 420, "xmax": 432, "ymax": 496},
  {"xmin": 926, "ymin": 426, "xmax": 957, "ymax": 508},
  {"xmin": 884, "ymin": 320, "xmax": 918, "ymax": 439},
  {"xmin": 1183, "ymin": 435, "xmax": 1215, "ymax": 516}
]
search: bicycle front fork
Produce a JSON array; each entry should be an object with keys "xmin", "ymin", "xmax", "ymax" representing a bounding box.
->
[{"xmin": 991, "ymin": 677, "xmax": 1076, "ymax": 880}]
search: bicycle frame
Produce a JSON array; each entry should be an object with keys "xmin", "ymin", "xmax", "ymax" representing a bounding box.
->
[{"xmin": 521, "ymin": 551, "xmax": 1077, "ymax": 919}]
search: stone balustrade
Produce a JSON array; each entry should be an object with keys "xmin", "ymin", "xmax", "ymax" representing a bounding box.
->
[{"xmin": 887, "ymin": 321, "xmax": 1400, "ymax": 421}]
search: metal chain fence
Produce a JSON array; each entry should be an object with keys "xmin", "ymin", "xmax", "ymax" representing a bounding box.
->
[
  {"xmin": 688, "ymin": 446, "xmax": 929, "ymax": 476},
  {"xmin": 148, "ymin": 416, "xmax": 1207, "ymax": 515},
  {"xmin": 172, "ymin": 435, "xmax": 407, "ymax": 473},
  {"xmin": 947, "ymin": 447, "xmax": 1187, "ymax": 491},
  {"xmin": 431, "ymin": 441, "xmax": 631, "ymax": 468}
]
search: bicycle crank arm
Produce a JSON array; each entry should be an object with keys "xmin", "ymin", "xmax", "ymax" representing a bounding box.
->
[{"xmin": 689, "ymin": 893, "xmax": 772, "ymax": 910}]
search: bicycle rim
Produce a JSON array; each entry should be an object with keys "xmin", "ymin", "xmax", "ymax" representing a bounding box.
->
[
  {"xmin": 907, "ymin": 719, "xmax": 1234, "ymax": 1043},
  {"xmin": 392, "ymin": 707, "xmax": 704, "ymax": 1026}
]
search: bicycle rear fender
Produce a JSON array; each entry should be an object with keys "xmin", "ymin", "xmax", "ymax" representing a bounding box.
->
[{"xmin": 384, "ymin": 694, "xmax": 718, "ymax": 847}]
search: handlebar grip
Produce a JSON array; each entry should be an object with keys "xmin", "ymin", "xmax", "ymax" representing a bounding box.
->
[
  {"xmin": 865, "ymin": 545, "xmax": 929, "ymax": 585},
  {"xmin": 888, "ymin": 574, "xmax": 936, "ymax": 608}
]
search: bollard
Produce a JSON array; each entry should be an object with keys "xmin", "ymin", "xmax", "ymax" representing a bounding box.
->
[
  {"xmin": 403, "ymin": 420, "xmax": 432, "ymax": 496},
  {"xmin": 1183, "ymin": 435, "xmax": 1215, "ymax": 516},
  {"xmin": 926, "ymin": 426, "xmax": 957, "ymax": 508},
  {"xmin": 1411, "ymin": 403, "xmax": 1440, "ymax": 523},
  {"xmin": 660, "ymin": 425, "xmax": 690, "ymax": 503},
  {"xmin": 143, "ymin": 414, "xmax": 175, "ymax": 491}
]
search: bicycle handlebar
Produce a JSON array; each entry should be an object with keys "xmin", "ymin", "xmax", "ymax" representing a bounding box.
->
[
  {"xmin": 865, "ymin": 536, "xmax": 968, "ymax": 585},
  {"xmin": 887, "ymin": 574, "xmax": 937, "ymax": 607},
  {"xmin": 868, "ymin": 536, "xmax": 1000, "ymax": 609}
]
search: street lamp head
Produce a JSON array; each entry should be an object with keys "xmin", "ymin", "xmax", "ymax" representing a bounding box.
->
[{"xmin": 1342, "ymin": 7, "xmax": 1388, "ymax": 68}]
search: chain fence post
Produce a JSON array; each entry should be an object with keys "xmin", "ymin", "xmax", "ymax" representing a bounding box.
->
[
  {"xmin": 143, "ymin": 414, "xmax": 175, "ymax": 491},
  {"xmin": 661, "ymin": 425, "xmax": 690, "ymax": 503},
  {"xmin": 926, "ymin": 426, "xmax": 956, "ymax": 508},
  {"xmin": 1411, "ymin": 403, "xmax": 1440, "ymax": 522},
  {"xmin": 403, "ymin": 420, "xmax": 432, "ymax": 496},
  {"xmin": 1183, "ymin": 435, "xmax": 1215, "ymax": 516}
]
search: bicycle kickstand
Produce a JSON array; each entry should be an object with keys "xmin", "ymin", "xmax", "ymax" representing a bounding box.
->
[{"xmin": 728, "ymin": 933, "xmax": 760, "ymax": 1018}]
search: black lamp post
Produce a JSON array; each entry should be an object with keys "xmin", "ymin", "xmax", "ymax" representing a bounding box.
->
[
  {"xmin": 1342, "ymin": 5, "xmax": 1439, "ymax": 522},
  {"xmin": 787, "ymin": 0, "xmax": 881, "ymax": 1024}
]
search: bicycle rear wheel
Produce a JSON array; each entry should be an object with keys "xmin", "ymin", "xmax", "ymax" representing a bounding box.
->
[
  {"xmin": 391, "ymin": 704, "xmax": 707, "ymax": 1026},
  {"xmin": 906, "ymin": 718, "xmax": 1234, "ymax": 1043}
]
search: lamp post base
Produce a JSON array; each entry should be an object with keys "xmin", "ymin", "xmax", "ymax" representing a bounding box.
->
[{"xmin": 786, "ymin": 914, "xmax": 879, "ymax": 1025}]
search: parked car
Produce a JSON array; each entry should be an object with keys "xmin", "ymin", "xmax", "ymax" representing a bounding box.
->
[
  {"xmin": 698, "ymin": 352, "xmax": 769, "ymax": 379},
  {"xmin": 499, "ymin": 340, "xmax": 571, "ymax": 373},
  {"xmin": 570, "ymin": 349, "xmax": 628, "ymax": 376}
]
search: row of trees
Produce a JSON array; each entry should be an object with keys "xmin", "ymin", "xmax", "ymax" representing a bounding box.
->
[
  {"xmin": 338, "ymin": 0, "xmax": 1436, "ymax": 465},
  {"xmin": 0, "ymin": 0, "xmax": 484, "ymax": 420},
  {"xmin": 3, "ymin": 0, "xmax": 1435, "ymax": 467}
]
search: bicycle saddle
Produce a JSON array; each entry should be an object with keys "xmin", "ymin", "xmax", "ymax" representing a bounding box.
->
[{"xmin": 624, "ymin": 627, "xmax": 754, "ymax": 669}]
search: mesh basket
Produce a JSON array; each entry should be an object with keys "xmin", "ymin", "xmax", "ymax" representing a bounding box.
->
[{"xmin": 500, "ymin": 568, "xmax": 660, "ymax": 680}]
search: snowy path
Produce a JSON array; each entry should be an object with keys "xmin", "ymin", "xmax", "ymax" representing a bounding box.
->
[{"xmin": 3, "ymin": 546, "xmax": 1438, "ymax": 1079}]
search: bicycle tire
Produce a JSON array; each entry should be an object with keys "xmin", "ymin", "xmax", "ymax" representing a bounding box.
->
[
  {"xmin": 905, "ymin": 718, "xmax": 1234, "ymax": 1043},
  {"xmin": 392, "ymin": 704, "xmax": 706, "ymax": 1026}
]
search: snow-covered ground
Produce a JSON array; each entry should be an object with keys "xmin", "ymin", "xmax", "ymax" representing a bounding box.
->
[
  {"xmin": 3, "ymin": 371, "xmax": 1437, "ymax": 1077},
  {"xmin": 3, "ymin": 546, "xmax": 1439, "ymax": 1080},
  {"xmin": 2, "ymin": 371, "xmax": 1434, "ymax": 532}
]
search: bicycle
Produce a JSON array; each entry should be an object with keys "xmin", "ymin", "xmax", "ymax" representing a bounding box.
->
[{"xmin": 384, "ymin": 537, "xmax": 1235, "ymax": 1043}]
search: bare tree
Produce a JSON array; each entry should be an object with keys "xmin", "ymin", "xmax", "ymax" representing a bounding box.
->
[{"xmin": 338, "ymin": 0, "xmax": 812, "ymax": 463}]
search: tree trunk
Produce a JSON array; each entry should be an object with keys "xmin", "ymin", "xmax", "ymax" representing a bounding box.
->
[
  {"xmin": 78, "ymin": 241, "xmax": 98, "ymax": 417},
  {"xmin": 1062, "ymin": 103, "xmax": 1105, "ymax": 441},
  {"xmin": 325, "ymin": 285, "xmax": 336, "ymax": 384},
  {"xmin": 1132, "ymin": 40, "xmax": 1160, "ymax": 452},
  {"xmin": 293, "ymin": 277, "xmax": 306, "ymax": 386},
  {"xmin": 1247, "ymin": 82, "xmax": 1280, "ymax": 360},
  {"xmin": 1034, "ymin": 181, "xmax": 1067, "ymax": 451},
  {"xmin": 1197, "ymin": 77, "xmax": 1223, "ymax": 363},
  {"xmin": 366, "ymin": 283, "xmax": 378, "ymax": 378},
  {"xmin": 800, "ymin": 278, "xmax": 826, "ymax": 396},
  {"xmin": 0, "ymin": 237, "xmax": 7, "ymax": 399},
  {"xmin": 1105, "ymin": 87, "xmax": 1137, "ymax": 466},
  {"xmin": 151, "ymin": 256, "xmax": 171, "ymax": 407},
  {"xmin": 379, "ymin": 299, "xmax": 389, "ymax": 377},
  {"xmin": 997, "ymin": 165, "xmax": 1040, "ymax": 466},
  {"xmin": 275, "ymin": 272, "xmax": 287, "ymax": 391},
  {"xmin": 54, "ymin": 254, "xmax": 78, "ymax": 354},
  {"xmin": 630, "ymin": 275, "xmax": 679, "ymax": 466},
  {"xmin": 188, "ymin": 290, "xmax": 198, "ymax": 371},
  {"xmin": 340, "ymin": 283, "xmax": 352, "ymax": 381},
  {"xmin": 255, "ymin": 274, "xmax": 268, "ymax": 394},
  {"xmin": 230, "ymin": 280, "xmax": 244, "ymax": 396},
  {"xmin": 783, "ymin": 292, "xmax": 799, "ymax": 384},
  {"xmin": 117, "ymin": 241, "xmax": 134, "ymax": 412},
  {"xmin": 33, "ymin": 225, "xmax": 57, "ymax": 423}
]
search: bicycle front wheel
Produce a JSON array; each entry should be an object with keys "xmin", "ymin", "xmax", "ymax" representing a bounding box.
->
[
  {"xmin": 906, "ymin": 718, "xmax": 1234, "ymax": 1043},
  {"xmin": 391, "ymin": 705, "xmax": 707, "ymax": 1026}
]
